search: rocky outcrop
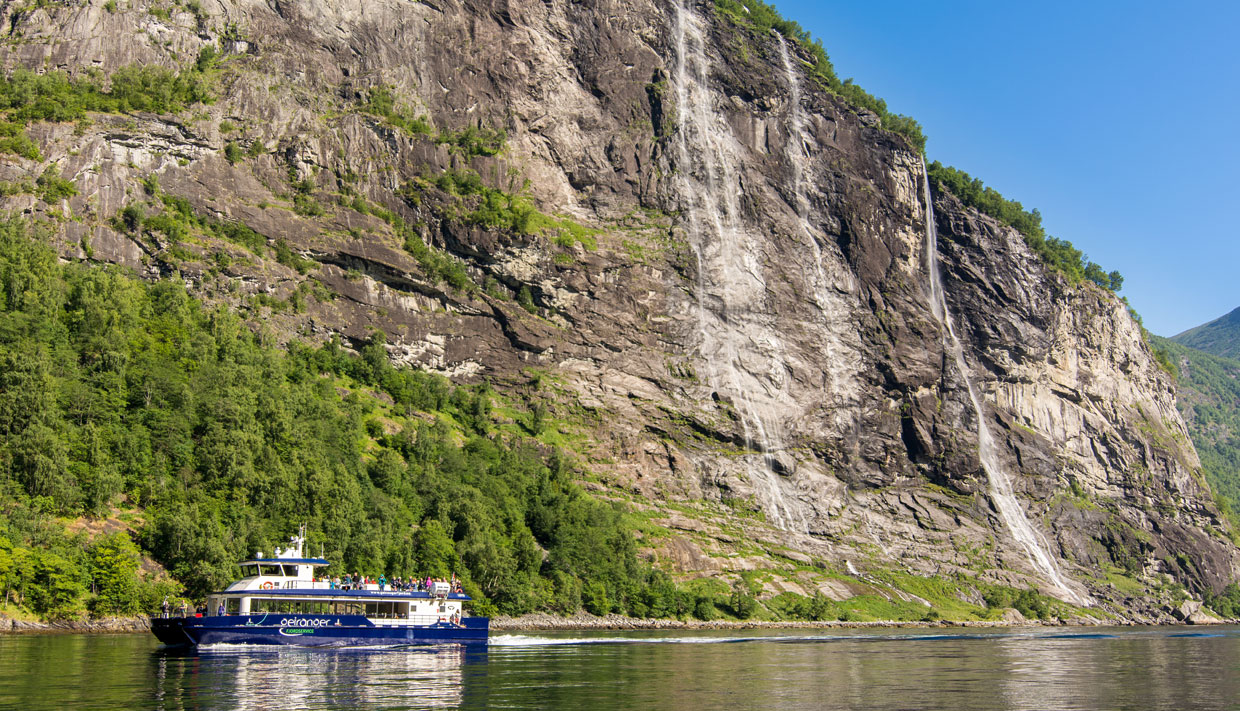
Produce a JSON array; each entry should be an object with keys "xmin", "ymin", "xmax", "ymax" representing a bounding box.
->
[
  {"xmin": 2, "ymin": 0, "xmax": 1236, "ymax": 616},
  {"xmin": 0, "ymin": 616, "xmax": 150, "ymax": 634}
]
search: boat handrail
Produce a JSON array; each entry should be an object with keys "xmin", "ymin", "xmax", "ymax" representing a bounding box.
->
[{"xmin": 229, "ymin": 580, "xmax": 462, "ymax": 596}]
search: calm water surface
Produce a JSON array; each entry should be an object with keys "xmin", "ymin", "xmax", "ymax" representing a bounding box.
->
[{"xmin": 1, "ymin": 626, "xmax": 1238, "ymax": 710}]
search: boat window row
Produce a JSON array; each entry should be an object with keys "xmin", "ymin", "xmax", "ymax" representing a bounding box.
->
[
  {"xmin": 240, "ymin": 563, "xmax": 299, "ymax": 577},
  {"xmin": 241, "ymin": 598, "xmax": 442, "ymax": 618}
]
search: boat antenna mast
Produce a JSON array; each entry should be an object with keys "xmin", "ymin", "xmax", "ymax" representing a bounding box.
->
[{"xmin": 290, "ymin": 523, "xmax": 306, "ymax": 558}]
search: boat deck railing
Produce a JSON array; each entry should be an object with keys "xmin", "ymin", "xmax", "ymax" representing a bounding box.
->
[{"xmin": 248, "ymin": 580, "xmax": 444, "ymax": 594}]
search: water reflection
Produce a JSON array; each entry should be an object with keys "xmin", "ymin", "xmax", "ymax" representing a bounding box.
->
[
  {"xmin": 475, "ymin": 628, "xmax": 1240, "ymax": 711},
  {"xmin": 4, "ymin": 627, "xmax": 1240, "ymax": 711},
  {"xmin": 153, "ymin": 644, "xmax": 474, "ymax": 710}
]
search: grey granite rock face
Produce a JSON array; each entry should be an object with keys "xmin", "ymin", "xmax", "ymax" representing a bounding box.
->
[{"xmin": 3, "ymin": 0, "xmax": 1234, "ymax": 616}]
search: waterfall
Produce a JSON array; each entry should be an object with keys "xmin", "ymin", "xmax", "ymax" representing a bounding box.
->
[
  {"xmin": 673, "ymin": 2, "xmax": 803, "ymax": 531},
  {"xmin": 776, "ymin": 33, "xmax": 850, "ymax": 406},
  {"xmin": 921, "ymin": 162, "xmax": 1089, "ymax": 607}
]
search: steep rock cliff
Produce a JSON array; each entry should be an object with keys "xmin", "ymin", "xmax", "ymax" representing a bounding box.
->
[{"xmin": 3, "ymin": 0, "xmax": 1236, "ymax": 620}]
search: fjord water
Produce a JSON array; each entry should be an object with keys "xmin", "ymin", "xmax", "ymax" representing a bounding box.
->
[{"xmin": 3, "ymin": 628, "xmax": 1239, "ymax": 710}]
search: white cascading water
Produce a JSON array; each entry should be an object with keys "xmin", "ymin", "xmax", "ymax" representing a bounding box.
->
[
  {"xmin": 673, "ymin": 2, "xmax": 804, "ymax": 531},
  {"xmin": 921, "ymin": 162, "xmax": 1089, "ymax": 607},
  {"xmin": 776, "ymin": 34, "xmax": 839, "ymax": 399}
]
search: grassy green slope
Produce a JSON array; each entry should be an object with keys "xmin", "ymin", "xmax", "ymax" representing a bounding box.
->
[{"xmin": 1171, "ymin": 307, "xmax": 1240, "ymax": 360}]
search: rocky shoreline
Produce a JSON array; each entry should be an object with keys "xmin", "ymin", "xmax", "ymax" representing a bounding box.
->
[
  {"xmin": 489, "ymin": 612, "xmax": 1089, "ymax": 631},
  {"xmin": 5, "ymin": 611, "xmax": 1230, "ymax": 636},
  {"xmin": 0, "ymin": 616, "xmax": 150, "ymax": 635}
]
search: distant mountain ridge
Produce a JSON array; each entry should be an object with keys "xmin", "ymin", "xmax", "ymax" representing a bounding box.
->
[{"xmin": 1172, "ymin": 307, "xmax": 1240, "ymax": 359}]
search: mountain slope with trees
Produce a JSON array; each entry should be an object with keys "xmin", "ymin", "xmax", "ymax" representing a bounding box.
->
[
  {"xmin": 1152, "ymin": 336, "xmax": 1240, "ymax": 518},
  {"xmin": 1172, "ymin": 307, "xmax": 1240, "ymax": 360}
]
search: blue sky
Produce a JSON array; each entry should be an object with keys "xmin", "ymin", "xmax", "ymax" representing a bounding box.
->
[{"xmin": 770, "ymin": 0, "xmax": 1239, "ymax": 336}]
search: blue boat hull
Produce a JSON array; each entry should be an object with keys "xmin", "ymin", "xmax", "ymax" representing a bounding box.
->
[{"xmin": 151, "ymin": 615, "xmax": 488, "ymax": 647}]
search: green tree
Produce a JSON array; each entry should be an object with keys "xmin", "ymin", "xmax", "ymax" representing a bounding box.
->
[
  {"xmin": 88, "ymin": 533, "xmax": 142, "ymax": 615},
  {"xmin": 729, "ymin": 578, "xmax": 758, "ymax": 619},
  {"xmin": 413, "ymin": 520, "xmax": 459, "ymax": 579},
  {"xmin": 27, "ymin": 551, "xmax": 86, "ymax": 620}
]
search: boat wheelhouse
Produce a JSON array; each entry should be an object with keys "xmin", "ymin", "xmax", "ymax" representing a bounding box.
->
[{"xmin": 150, "ymin": 530, "xmax": 487, "ymax": 647}]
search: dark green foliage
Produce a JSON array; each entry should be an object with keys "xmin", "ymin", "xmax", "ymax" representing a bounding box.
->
[
  {"xmin": 0, "ymin": 66, "xmax": 212, "ymax": 122},
  {"xmin": 0, "ymin": 121, "xmax": 42, "ymax": 161},
  {"xmin": 413, "ymin": 169, "xmax": 597, "ymax": 249},
  {"xmin": 359, "ymin": 85, "xmax": 433, "ymax": 137},
  {"xmin": 712, "ymin": 0, "xmax": 925, "ymax": 151},
  {"xmin": 0, "ymin": 61, "xmax": 216, "ymax": 160},
  {"xmin": 35, "ymin": 166, "xmax": 77, "ymax": 203},
  {"xmin": 273, "ymin": 240, "xmax": 315, "ymax": 274},
  {"xmin": 927, "ymin": 161, "xmax": 1123, "ymax": 291},
  {"xmin": 120, "ymin": 204, "xmax": 144, "ymax": 233},
  {"xmin": 728, "ymin": 578, "xmax": 758, "ymax": 619},
  {"xmin": 206, "ymin": 217, "xmax": 266, "ymax": 253},
  {"xmin": 106, "ymin": 65, "xmax": 213, "ymax": 114},
  {"xmin": 982, "ymin": 586, "xmax": 1051, "ymax": 620},
  {"xmin": 343, "ymin": 193, "xmax": 473, "ymax": 291},
  {"xmin": 766, "ymin": 590, "xmax": 836, "ymax": 621},
  {"xmin": 433, "ymin": 169, "xmax": 536, "ymax": 234},
  {"xmin": 0, "ymin": 220, "xmax": 681, "ymax": 619},
  {"xmin": 112, "ymin": 184, "xmax": 272, "ymax": 259},
  {"xmin": 223, "ymin": 141, "xmax": 243, "ymax": 164},
  {"xmin": 435, "ymin": 125, "xmax": 506, "ymax": 158},
  {"xmin": 1171, "ymin": 307, "xmax": 1240, "ymax": 360},
  {"xmin": 289, "ymin": 171, "xmax": 324, "ymax": 217},
  {"xmin": 516, "ymin": 286, "xmax": 536, "ymax": 314},
  {"xmin": 356, "ymin": 85, "xmax": 504, "ymax": 157},
  {"xmin": 1150, "ymin": 337, "xmax": 1240, "ymax": 517},
  {"xmin": 292, "ymin": 193, "xmax": 324, "ymax": 217},
  {"xmin": 1205, "ymin": 583, "xmax": 1240, "ymax": 618},
  {"xmin": 194, "ymin": 46, "xmax": 219, "ymax": 74},
  {"xmin": 1152, "ymin": 344, "xmax": 1178, "ymax": 379}
]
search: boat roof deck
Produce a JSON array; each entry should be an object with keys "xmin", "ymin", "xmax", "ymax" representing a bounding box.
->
[{"xmin": 215, "ymin": 588, "xmax": 471, "ymax": 601}]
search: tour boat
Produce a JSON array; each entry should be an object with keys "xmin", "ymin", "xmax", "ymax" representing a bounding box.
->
[{"xmin": 150, "ymin": 529, "xmax": 488, "ymax": 647}]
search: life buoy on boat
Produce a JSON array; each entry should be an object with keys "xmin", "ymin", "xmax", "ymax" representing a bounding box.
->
[{"xmin": 260, "ymin": 581, "xmax": 274, "ymax": 590}]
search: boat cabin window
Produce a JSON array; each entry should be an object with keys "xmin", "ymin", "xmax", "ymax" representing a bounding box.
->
[
  {"xmin": 239, "ymin": 562, "xmax": 259, "ymax": 577},
  {"xmin": 249, "ymin": 599, "xmax": 375, "ymax": 615},
  {"xmin": 363, "ymin": 602, "xmax": 400, "ymax": 619},
  {"xmin": 258, "ymin": 564, "xmax": 283, "ymax": 577},
  {"xmin": 281, "ymin": 565, "xmax": 299, "ymax": 577}
]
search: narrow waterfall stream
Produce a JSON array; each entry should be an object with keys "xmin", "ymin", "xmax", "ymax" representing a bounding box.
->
[
  {"xmin": 921, "ymin": 163, "xmax": 1089, "ymax": 606},
  {"xmin": 776, "ymin": 34, "xmax": 839, "ymax": 400},
  {"xmin": 673, "ymin": 2, "xmax": 803, "ymax": 531}
]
